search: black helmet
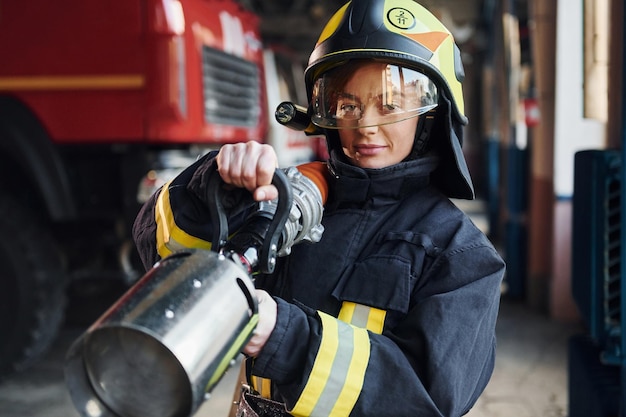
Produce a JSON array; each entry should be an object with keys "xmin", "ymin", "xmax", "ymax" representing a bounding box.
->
[{"xmin": 305, "ymin": 0, "xmax": 474, "ymax": 199}]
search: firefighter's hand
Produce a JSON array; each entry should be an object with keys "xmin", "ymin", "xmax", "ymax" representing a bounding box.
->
[
  {"xmin": 216, "ymin": 142, "xmax": 279, "ymax": 201},
  {"xmin": 243, "ymin": 290, "xmax": 277, "ymax": 357}
]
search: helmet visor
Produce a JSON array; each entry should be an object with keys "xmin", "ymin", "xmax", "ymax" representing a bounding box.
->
[{"xmin": 311, "ymin": 62, "xmax": 438, "ymax": 129}]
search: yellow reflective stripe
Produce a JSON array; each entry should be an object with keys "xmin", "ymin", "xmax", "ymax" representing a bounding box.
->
[
  {"xmin": 207, "ymin": 314, "xmax": 259, "ymax": 390},
  {"xmin": 364, "ymin": 307, "xmax": 386, "ymax": 335},
  {"xmin": 155, "ymin": 180, "xmax": 212, "ymax": 258},
  {"xmin": 337, "ymin": 301, "xmax": 356, "ymax": 323},
  {"xmin": 290, "ymin": 312, "xmax": 370, "ymax": 417},
  {"xmin": 251, "ymin": 376, "xmax": 273, "ymax": 398},
  {"xmin": 155, "ymin": 182, "xmax": 173, "ymax": 257},
  {"xmin": 330, "ymin": 328, "xmax": 369, "ymax": 416},
  {"xmin": 338, "ymin": 301, "xmax": 387, "ymax": 335},
  {"xmin": 291, "ymin": 313, "xmax": 338, "ymax": 415}
]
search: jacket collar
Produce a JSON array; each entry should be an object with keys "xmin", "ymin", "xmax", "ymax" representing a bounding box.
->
[{"xmin": 327, "ymin": 150, "xmax": 439, "ymax": 206}]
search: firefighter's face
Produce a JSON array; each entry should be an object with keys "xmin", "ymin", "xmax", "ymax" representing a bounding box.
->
[{"xmin": 337, "ymin": 62, "xmax": 418, "ymax": 169}]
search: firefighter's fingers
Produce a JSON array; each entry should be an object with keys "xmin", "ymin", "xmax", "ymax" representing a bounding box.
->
[
  {"xmin": 216, "ymin": 142, "xmax": 246, "ymax": 185},
  {"xmin": 253, "ymin": 185, "xmax": 278, "ymax": 202},
  {"xmin": 251, "ymin": 145, "xmax": 279, "ymax": 201},
  {"xmin": 254, "ymin": 145, "xmax": 278, "ymax": 184},
  {"xmin": 239, "ymin": 143, "xmax": 276, "ymax": 191},
  {"xmin": 216, "ymin": 142, "xmax": 278, "ymax": 197},
  {"xmin": 242, "ymin": 290, "xmax": 277, "ymax": 358}
]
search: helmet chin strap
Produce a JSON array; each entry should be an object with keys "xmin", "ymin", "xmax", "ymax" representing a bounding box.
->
[{"xmin": 411, "ymin": 108, "xmax": 437, "ymax": 157}]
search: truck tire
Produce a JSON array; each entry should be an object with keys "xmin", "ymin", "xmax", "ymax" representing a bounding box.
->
[{"xmin": 0, "ymin": 195, "xmax": 67, "ymax": 379}]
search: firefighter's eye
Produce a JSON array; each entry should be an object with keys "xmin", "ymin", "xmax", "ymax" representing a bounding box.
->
[
  {"xmin": 379, "ymin": 94, "xmax": 406, "ymax": 114},
  {"xmin": 338, "ymin": 103, "xmax": 361, "ymax": 119},
  {"xmin": 381, "ymin": 103, "xmax": 401, "ymax": 114}
]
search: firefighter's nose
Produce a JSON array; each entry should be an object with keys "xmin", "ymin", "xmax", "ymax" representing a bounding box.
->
[{"xmin": 357, "ymin": 103, "xmax": 379, "ymax": 130}]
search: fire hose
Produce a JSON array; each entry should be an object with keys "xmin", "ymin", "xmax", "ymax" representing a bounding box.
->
[{"xmin": 65, "ymin": 158, "xmax": 328, "ymax": 417}]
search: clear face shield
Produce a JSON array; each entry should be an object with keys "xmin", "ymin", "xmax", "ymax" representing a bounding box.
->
[{"xmin": 310, "ymin": 61, "xmax": 438, "ymax": 129}]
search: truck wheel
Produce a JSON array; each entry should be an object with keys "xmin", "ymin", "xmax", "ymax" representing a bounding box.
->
[{"xmin": 0, "ymin": 195, "xmax": 67, "ymax": 379}]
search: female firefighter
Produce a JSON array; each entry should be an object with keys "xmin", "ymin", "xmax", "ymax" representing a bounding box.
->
[{"xmin": 133, "ymin": 0, "xmax": 505, "ymax": 415}]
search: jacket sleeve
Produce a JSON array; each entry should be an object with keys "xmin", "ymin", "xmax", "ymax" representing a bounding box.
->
[
  {"xmin": 132, "ymin": 151, "xmax": 254, "ymax": 270},
  {"xmin": 251, "ymin": 243, "xmax": 505, "ymax": 417}
]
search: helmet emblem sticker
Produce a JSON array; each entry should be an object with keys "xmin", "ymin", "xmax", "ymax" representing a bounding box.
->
[{"xmin": 387, "ymin": 8, "xmax": 416, "ymax": 30}]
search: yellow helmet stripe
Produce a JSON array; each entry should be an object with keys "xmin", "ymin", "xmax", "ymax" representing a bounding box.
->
[
  {"xmin": 316, "ymin": 2, "xmax": 351, "ymax": 46},
  {"xmin": 290, "ymin": 312, "xmax": 370, "ymax": 416},
  {"xmin": 155, "ymin": 180, "xmax": 212, "ymax": 258},
  {"xmin": 436, "ymin": 38, "xmax": 465, "ymax": 114}
]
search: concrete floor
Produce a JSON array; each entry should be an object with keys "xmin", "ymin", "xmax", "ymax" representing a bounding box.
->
[
  {"xmin": 466, "ymin": 301, "xmax": 582, "ymax": 417},
  {"xmin": 0, "ymin": 296, "xmax": 582, "ymax": 417}
]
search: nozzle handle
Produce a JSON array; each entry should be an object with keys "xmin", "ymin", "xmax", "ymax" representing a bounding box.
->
[
  {"xmin": 208, "ymin": 168, "xmax": 293, "ymax": 274},
  {"xmin": 259, "ymin": 169, "xmax": 292, "ymax": 274}
]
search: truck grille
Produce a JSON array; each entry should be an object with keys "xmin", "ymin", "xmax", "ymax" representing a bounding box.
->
[{"xmin": 201, "ymin": 46, "xmax": 261, "ymax": 127}]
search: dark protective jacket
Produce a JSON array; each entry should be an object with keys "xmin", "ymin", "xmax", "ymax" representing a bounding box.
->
[{"xmin": 132, "ymin": 150, "xmax": 505, "ymax": 417}]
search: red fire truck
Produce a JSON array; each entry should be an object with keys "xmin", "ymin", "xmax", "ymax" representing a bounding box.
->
[{"xmin": 0, "ymin": 0, "xmax": 308, "ymax": 377}]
